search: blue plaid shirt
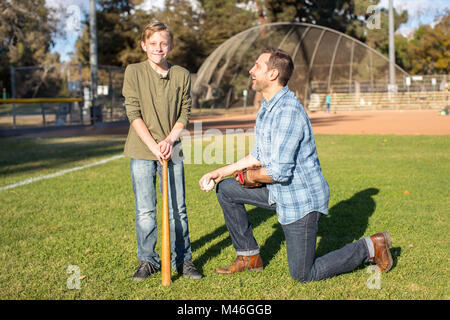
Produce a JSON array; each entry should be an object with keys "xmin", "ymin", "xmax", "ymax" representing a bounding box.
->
[{"xmin": 250, "ymin": 86, "xmax": 330, "ymax": 224}]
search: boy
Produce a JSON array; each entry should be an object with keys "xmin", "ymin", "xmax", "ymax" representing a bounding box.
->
[{"xmin": 122, "ymin": 21, "xmax": 202, "ymax": 281}]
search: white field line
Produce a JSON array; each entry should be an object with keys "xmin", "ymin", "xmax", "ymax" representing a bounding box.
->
[
  {"xmin": 0, "ymin": 131, "xmax": 255, "ymax": 192},
  {"xmin": 0, "ymin": 154, "xmax": 124, "ymax": 192}
]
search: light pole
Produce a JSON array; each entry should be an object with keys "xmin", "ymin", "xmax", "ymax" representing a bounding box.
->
[
  {"xmin": 388, "ymin": 0, "xmax": 396, "ymax": 93},
  {"xmin": 90, "ymin": 0, "xmax": 98, "ymax": 123}
]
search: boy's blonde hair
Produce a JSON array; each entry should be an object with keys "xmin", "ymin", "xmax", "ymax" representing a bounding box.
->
[{"xmin": 140, "ymin": 21, "xmax": 174, "ymax": 44}]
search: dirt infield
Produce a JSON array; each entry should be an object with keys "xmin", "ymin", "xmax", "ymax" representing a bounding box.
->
[
  {"xmin": 308, "ymin": 109, "xmax": 450, "ymax": 135},
  {"xmin": 19, "ymin": 109, "xmax": 450, "ymax": 137}
]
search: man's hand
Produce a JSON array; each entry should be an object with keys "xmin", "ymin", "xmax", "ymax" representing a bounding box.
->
[
  {"xmin": 198, "ymin": 154, "xmax": 264, "ymax": 192},
  {"xmin": 199, "ymin": 171, "xmax": 222, "ymax": 192},
  {"xmin": 233, "ymin": 166, "xmax": 275, "ymax": 188},
  {"xmin": 232, "ymin": 167, "xmax": 264, "ymax": 188}
]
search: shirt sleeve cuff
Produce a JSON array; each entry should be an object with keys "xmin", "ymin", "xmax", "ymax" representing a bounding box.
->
[
  {"xmin": 126, "ymin": 111, "xmax": 142, "ymax": 124},
  {"xmin": 250, "ymin": 147, "xmax": 260, "ymax": 161},
  {"xmin": 265, "ymin": 163, "xmax": 292, "ymax": 183},
  {"xmin": 265, "ymin": 163, "xmax": 281, "ymax": 182},
  {"xmin": 176, "ymin": 117, "xmax": 189, "ymax": 128}
]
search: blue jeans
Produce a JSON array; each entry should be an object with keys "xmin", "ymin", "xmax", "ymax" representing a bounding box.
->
[
  {"xmin": 216, "ymin": 178, "xmax": 370, "ymax": 282},
  {"xmin": 130, "ymin": 158, "xmax": 192, "ymax": 269}
]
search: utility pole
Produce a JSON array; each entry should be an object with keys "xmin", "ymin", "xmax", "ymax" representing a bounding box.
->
[
  {"xmin": 90, "ymin": 0, "xmax": 98, "ymax": 123},
  {"xmin": 388, "ymin": 0, "xmax": 396, "ymax": 93}
]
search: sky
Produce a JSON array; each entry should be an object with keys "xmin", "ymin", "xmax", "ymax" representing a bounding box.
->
[
  {"xmin": 46, "ymin": 0, "xmax": 165, "ymax": 62},
  {"xmin": 378, "ymin": 0, "xmax": 449, "ymax": 36},
  {"xmin": 46, "ymin": 0, "xmax": 449, "ymax": 62}
]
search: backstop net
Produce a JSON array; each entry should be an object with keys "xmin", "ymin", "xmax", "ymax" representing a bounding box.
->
[{"xmin": 192, "ymin": 22, "xmax": 449, "ymax": 111}]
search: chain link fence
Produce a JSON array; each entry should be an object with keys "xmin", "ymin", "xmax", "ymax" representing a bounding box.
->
[{"xmin": 1, "ymin": 63, "xmax": 126, "ymax": 130}]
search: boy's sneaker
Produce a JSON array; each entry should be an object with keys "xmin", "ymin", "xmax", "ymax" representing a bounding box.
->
[
  {"xmin": 177, "ymin": 260, "xmax": 203, "ymax": 280},
  {"xmin": 132, "ymin": 261, "xmax": 159, "ymax": 281}
]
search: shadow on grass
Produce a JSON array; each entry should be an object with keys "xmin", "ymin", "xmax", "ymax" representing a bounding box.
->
[
  {"xmin": 316, "ymin": 188, "xmax": 379, "ymax": 256},
  {"xmin": 0, "ymin": 138, "xmax": 124, "ymax": 176},
  {"xmin": 191, "ymin": 188, "xmax": 380, "ymax": 273}
]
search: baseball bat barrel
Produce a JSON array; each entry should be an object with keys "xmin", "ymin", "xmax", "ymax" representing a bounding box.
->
[{"xmin": 161, "ymin": 159, "xmax": 171, "ymax": 286}]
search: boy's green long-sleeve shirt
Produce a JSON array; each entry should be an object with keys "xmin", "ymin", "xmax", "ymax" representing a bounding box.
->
[{"xmin": 122, "ymin": 60, "xmax": 192, "ymax": 160}]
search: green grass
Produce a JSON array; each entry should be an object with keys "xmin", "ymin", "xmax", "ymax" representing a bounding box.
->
[
  {"xmin": 0, "ymin": 136, "xmax": 125, "ymax": 188},
  {"xmin": 0, "ymin": 134, "xmax": 448, "ymax": 300}
]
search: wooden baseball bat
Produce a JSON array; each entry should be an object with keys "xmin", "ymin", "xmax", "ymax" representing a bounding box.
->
[{"xmin": 161, "ymin": 159, "xmax": 171, "ymax": 286}]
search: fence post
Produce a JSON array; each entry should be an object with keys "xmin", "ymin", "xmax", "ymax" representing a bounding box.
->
[
  {"xmin": 10, "ymin": 66, "xmax": 16, "ymax": 128},
  {"xmin": 41, "ymin": 103, "xmax": 46, "ymax": 126}
]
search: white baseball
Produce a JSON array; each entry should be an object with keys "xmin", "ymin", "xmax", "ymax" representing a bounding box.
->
[{"xmin": 202, "ymin": 179, "xmax": 215, "ymax": 191}]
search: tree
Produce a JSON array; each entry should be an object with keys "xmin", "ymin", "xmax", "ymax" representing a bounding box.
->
[
  {"xmin": 262, "ymin": 0, "xmax": 357, "ymax": 35},
  {"xmin": 408, "ymin": 10, "xmax": 449, "ymax": 75},
  {"xmin": 75, "ymin": 0, "xmax": 149, "ymax": 67},
  {"xmin": 151, "ymin": 0, "xmax": 206, "ymax": 72},
  {"xmin": 0, "ymin": 0, "xmax": 62, "ymax": 97},
  {"xmin": 198, "ymin": 0, "xmax": 256, "ymax": 54},
  {"xmin": 74, "ymin": 0, "xmax": 256, "ymax": 73},
  {"xmin": 346, "ymin": 0, "xmax": 411, "ymax": 72}
]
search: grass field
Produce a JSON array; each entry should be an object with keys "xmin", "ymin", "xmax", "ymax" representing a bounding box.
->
[{"xmin": 0, "ymin": 133, "xmax": 448, "ymax": 300}]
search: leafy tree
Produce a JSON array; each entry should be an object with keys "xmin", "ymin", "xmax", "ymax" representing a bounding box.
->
[
  {"xmin": 261, "ymin": 0, "xmax": 413, "ymax": 72},
  {"xmin": 75, "ymin": 0, "xmax": 149, "ymax": 67},
  {"xmin": 198, "ymin": 0, "xmax": 256, "ymax": 53},
  {"xmin": 151, "ymin": 0, "xmax": 206, "ymax": 72},
  {"xmin": 408, "ymin": 10, "xmax": 449, "ymax": 74},
  {"xmin": 262, "ymin": 0, "xmax": 357, "ymax": 35},
  {"xmin": 346, "ymin": 0, "xmax": 411, "ymax": 72},
  {"xmin": 75, "ymin": 0, "xmax": 255, "ymax": 73},
  {"xmin": 0, "ymin": 0, "xmax": 61, "ymax": 97}
]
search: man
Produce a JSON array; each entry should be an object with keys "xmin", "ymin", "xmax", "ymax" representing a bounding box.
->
[
  {"xmin": 199, "ymin": 47, "xmax": 393, "ymax": 282},
  {"xmin": 122, "ymin": 21, "xmax": 202, "ymax": 281}
]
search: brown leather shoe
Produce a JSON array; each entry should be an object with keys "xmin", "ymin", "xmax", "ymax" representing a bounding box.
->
[
  {"xmin": 369, "ymin": 232, "xmax": 393, "ymax": 272},
  {"xmin": 215, "ymin": 254, "xmax": 263, "ymax": 274}
]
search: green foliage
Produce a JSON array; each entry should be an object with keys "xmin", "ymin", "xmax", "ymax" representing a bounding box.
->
[
  {"xmin": 347, "ymin": 1, "xmax": 411, "ymax": 72},
  {"xmin": 264, "ymin": 0, "xmax": 357, "ymax": 35},
  {"xmin": 408, "ymin": 10, "xmax": 450, "ymax": 75},
  {"xmin": 199, "ymin": 0, "xmax": 256, "ymax": 53},
  {"xmin": 0, "ymin": 0, "xmax": 60, "ymax": 96},
  {"xmin": 75, "ymin": 0, "xmax": 150, "ymax": 67},
  {"xmin": 1, "ymin": 0, "xmax": 448, "ymax": 96},
  {"xmin": 74, "ymin": 0, "xmax": 255, "ymax": 73}
]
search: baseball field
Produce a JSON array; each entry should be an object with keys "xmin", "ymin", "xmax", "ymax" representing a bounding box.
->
[{"xmin": 0, "ymin": 109, "xmax": 448, "ymax": 300}]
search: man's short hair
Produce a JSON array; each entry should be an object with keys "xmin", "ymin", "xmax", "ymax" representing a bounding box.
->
[
  {"xmin": 140, "ymin": 21, "xmax": 174, "ymax": 44},
  {"xmin": 261, "ymin": 47, "xmax": 294, "ymax": 86}
]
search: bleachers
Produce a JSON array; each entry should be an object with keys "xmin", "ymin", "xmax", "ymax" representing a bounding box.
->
[{"xmin": 307, "ymin": 91, "xmax": 449, "ymax": 111}]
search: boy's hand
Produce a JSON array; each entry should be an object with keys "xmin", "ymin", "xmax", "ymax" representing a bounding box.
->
[
  {"xmin": 159, "ymin": 139, "xmax": 173, "ymax": 160},
  {"xmin": 148, "ymin": 143, "xmax": 165, "ymax": 164}
]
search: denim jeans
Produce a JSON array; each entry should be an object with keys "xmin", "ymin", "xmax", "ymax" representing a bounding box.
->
[
  {"xmin": 216, "ymin": 178, "xmax": 370, "ymax": 282},
  {"xmin": 130, "ymin": 158, "xmax": 192, "ymax": 269}
]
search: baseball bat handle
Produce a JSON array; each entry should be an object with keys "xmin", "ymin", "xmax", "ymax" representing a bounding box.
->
[{"xmin": 161, "ymin": 159, "xmax": 171, "ymax": 286}]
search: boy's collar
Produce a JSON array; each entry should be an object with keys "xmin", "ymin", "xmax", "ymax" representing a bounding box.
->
[{"xmin": 146, "ymin": 60, "xmax": 172, "ymax": 79}]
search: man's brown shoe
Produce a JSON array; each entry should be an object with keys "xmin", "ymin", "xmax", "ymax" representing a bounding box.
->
[
  {"xmin": 369, "ymin": 232, "xmax": 393, "ymax": 272},
  {"xmin": 215, "ymin": 254, "xmax": 263, "ymax": 274}
]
